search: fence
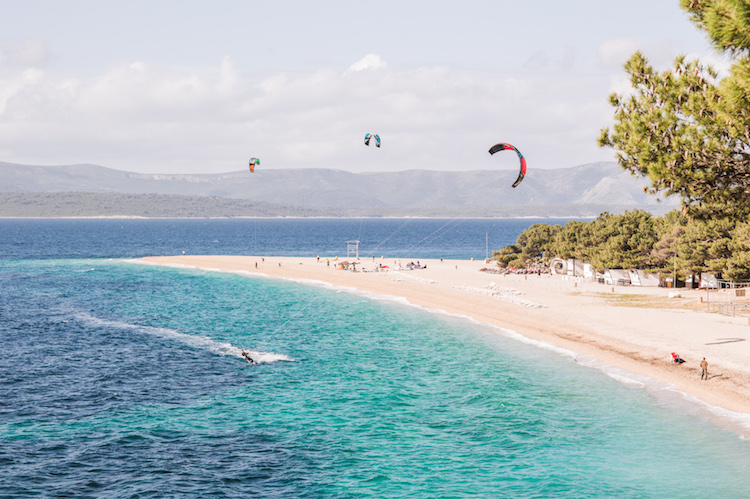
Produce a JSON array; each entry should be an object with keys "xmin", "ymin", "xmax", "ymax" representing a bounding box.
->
[{"xmin": 706, "ymin": 279, "xmax": 750, "ymax": 316}]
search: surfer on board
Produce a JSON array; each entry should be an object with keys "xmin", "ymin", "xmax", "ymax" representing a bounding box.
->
[{"xmin": 241, "ymin": 349, "xmax": 257, "ymax": 365}]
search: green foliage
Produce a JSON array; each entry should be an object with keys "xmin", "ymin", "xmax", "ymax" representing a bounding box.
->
[
  {"xmin": 504, "ymin": 1, "xmax": 750, "ymax": 280},
  {"xmin": 516, "ymin": 223, "xmax": 561, "ymax": 260},
  {"xmin": 493, "ymin": 245, "xmax": 521, "ymax": 267},
  {"xmin": 681, "ymin": 0, "xmax": 750, "ymax": 54},
  {"xmin": 548, "ymin": 220, "xmax": 589, "ymax": 259},
  {"xmin": 492, "ymin": 206, "xmax": 750, "ymax": 279},
  {"xmin": 650, "ymin": 211, "xmax": 685, "ymax": 268},
  {"xmin": 726, "ymin": 221, "xmax": 750, "ymax": 279},
  {"xmin": 674, "ymin": 216, "xmax": 733, "ymax": 275},
  {"xmin": 494, "ymin": 211, "xmax": 659, "ymax": 272},
  {"xmin": 600, "ymin": 0, "xmax": 750, "ymax": 217},
  {"xmin": 585, "ymin": 210, "xmax": 658, "ymax": 271},
  {"xmin": 492, "ymin": 223, "xmax": 562, "ymax": 268}
]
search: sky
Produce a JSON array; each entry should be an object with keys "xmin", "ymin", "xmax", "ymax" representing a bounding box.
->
[{"xmin": 0, "ymin": 0, "xmax": 727, "ymax": 174}]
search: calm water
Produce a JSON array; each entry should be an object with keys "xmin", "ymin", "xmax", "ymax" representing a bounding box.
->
[
  {"xmin": 0, "ymin": 218, "xmax": 552, "ymax": 261},
  {"xmin": 2, "ymin": 218, "xmax": 750, "ymax": 498}
]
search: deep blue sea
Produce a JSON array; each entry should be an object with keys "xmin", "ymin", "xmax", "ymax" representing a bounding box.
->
[{"xmin": 2, "ymin": 218, "xmax": 750, "ymax": 498}]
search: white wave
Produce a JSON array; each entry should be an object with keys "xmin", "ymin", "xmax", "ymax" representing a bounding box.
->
[
  {"xmin": 273, "ymin": 281, "xmax": 750, "ymax": 438},
  {"xmin": 75, "ymin": 312, "xmax": 293, "ymax": 364},
  {"xmin": 670, "ymin": 390, "xmax": 750, "ymax": 439},
  {"xmin": 126, "ymin": 260, "xmax": 193, "ymax": 269},
  {"xmin": 495, "ymin": 327, "xmax": 580, "ymax": 359},
  {"xmin": 130, "ymin": 259, "xmax": 750, "ymax": 437},
  {"xmin": 242, "ymin": 349, "xmax": 294, "ymax": 364},
  {"xmin": 605, "ymin": 372, "xmax": 646, "ymax": 387}
]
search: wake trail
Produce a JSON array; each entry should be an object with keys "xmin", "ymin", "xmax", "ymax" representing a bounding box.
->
[{"xmin": 75, "ymin": 312, "xmax": 294, "ymax": 364}]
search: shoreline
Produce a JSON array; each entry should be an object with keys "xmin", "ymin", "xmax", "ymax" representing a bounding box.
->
[{"xmin": 138, "ymin": 255, "xmax": 750, "ymax": 434}]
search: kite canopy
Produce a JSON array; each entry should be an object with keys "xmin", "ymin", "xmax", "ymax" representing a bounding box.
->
[
  {"xmin": 249, "ymin": 157, "xmax": 260, "ymax": 173},
  {"xmin": 364, "ymin": 133, "xmax": 381, "ymax": 148},
  {"xmin": 488, "ymin": 143, "xmax": 526, "ymax": 188}
]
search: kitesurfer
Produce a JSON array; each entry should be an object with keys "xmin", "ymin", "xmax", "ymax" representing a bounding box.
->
[{"xmin": 241, "ymin": 349, "xmax": 257, "ymax": 364}]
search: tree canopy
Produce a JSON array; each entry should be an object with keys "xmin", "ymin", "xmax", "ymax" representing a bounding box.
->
[
  {"xmin": 499, "ymin": 1, "xmax": 750, "ymax": 281},
  {"xmin": 493, "ymin": 210, "xmax": 750, "ymax": 281},
  {"xmin": 599, "ymin": 0, "xmax": 750, "ymax": 216}
]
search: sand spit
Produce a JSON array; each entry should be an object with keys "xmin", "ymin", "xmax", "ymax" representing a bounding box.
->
[{"xmin": 138, "ymin": 255, "xmax": 750, "ymax": 426}]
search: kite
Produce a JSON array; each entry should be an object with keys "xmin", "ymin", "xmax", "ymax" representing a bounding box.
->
[
  {"xmin": 488, "ymin": 143, "xmax": 526, "ymax": 188},
  {"xmin": 364, "ymin": 133, "xmax": 381, "ymax": 148},
  {"xmin": 249, "ymin": 157, "xmax": 260, "ymax": 173}
]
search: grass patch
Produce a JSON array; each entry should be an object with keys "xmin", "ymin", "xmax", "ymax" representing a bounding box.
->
[{"xmin": 593, "ymin": 292, "xmax": 705, "ymax": 311}]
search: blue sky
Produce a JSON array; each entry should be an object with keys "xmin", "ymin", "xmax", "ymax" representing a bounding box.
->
[{"xmin": 0, "ymin": 0, "xmax": 723, "ymax": 174}]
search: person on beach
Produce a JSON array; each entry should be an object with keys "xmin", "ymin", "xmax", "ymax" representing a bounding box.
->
[
  {"xmin": 672, "ymin": 352, "xmax": 686, "ymax": 364},
  {"xmin": 241, "ymin": 350, "xmax": 257, "ymax": 365},
  {"xmin": 701, "ymin": 357, "xmax": 709, "ymax": 380}
]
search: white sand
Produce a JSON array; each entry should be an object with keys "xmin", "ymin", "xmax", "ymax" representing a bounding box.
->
[{"xmin": 139, "ymin": 255, "xmax": 750, "ymax": 420}]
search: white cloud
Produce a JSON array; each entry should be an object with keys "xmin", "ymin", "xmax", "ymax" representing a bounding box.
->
[
  {"xmin": 607, "ymin": 73, "xmax": 633, "ymax": 98},
  {"xmin": 598, "ymin": 38, "xmax": 640, "ymax": 69},
  {"xmin": 560, "ymin": 45, "xmax": 576, "ymax": 71},
  {"xmin": 1, "ymin": 38, "xmax": 53, "ymax": 66},
  {"xmin": 0, "ymin": 54, "xmax": 617, "ymax": 174},
  {"xmin": 216, "ymin": 56, "xmax": 240, "ymax": 95},
  {"xmin": 684, "ymin": 51, "xmax": 733, "ymax": 78},
  {"xmin": 0, "ymin": 68, "xmax": 45, "ymax": 114},
  {"xmin": 523, "ymin": 51, "xmax": 550, "ymax": 70},
  {"xmin": 597, "ymin": 36, "xmax": 725, "ymax": 72},
  {"xmin": 346, "ymin": 54, "xmax": 388, "ymax": 73}
]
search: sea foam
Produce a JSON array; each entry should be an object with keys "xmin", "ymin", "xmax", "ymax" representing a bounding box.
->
[{"xmin": 75, "ymin": 312, "xmax": 293, "ymax": 364}]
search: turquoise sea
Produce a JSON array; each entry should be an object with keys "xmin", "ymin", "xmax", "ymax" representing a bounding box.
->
[{"xmin": 2, "ymin": 218, "xmax": 750, "ymax": 498}]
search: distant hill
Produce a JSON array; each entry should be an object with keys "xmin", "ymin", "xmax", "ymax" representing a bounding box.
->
[
  {"xmin": 0, "ymin": 161, "xmax": 679, "ymax": 217},
  {"xmin": 0, "ymin": 192, "xmax": 336, "ymax": 218}
]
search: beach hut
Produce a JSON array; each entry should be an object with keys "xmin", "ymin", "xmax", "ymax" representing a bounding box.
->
[
  {"xmin": 550, "ymin": 258, "xmax": 596, "ymax": 279},
  {"xmin": 605, "ymin": 269, "xmax": 631, "ymax": 286},
  {"xmin": 566, "ymin": 259, "xmax": 585, "ymax": 277},
  {"xmin": 583, "ymin": 263, "xmax": 597, "ymax": 279},
  {"xmin": 700, "ymin": 273, "xmax": 719, "ymax": 289},
  {"xmin": 629, "ymin": 270, "xmax": 660, "ymax": 287}
]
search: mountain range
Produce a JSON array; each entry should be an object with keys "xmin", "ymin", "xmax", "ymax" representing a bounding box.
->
[{"xmin": 0, "ymin": 161, "xmax": 679, "ymax": 217}]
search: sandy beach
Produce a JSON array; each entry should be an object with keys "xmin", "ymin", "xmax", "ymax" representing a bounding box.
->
[{"xmin": 140, "ymin": 255, "xmax": 750, "ymax": 423}]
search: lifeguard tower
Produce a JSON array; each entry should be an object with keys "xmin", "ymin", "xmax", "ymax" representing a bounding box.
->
[{"xmin": 346, "ymin": 240, "xmax": 360, "ymax": 259}]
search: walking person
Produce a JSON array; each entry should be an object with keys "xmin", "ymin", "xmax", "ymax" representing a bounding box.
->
[{"xmin": 700, "ymin": 357, "xmax": 709, "ymax": 380}]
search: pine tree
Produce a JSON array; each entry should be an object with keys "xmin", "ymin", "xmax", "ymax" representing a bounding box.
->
[{"xmin": 599, "ymin": 0, "xmax": 750, "ymax": 216}]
